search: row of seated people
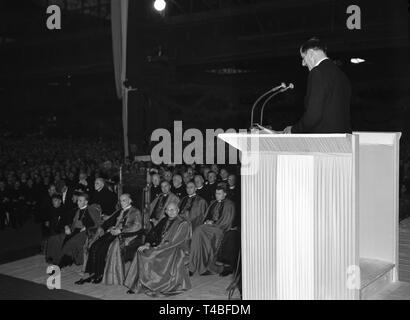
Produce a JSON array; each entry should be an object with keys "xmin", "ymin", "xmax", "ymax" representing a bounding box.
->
[{"xmin": 45, "ymin": 182, "xmax": 239, "ymax": 297}]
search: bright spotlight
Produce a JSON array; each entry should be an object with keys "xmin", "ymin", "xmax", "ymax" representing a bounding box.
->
[
  {"xmin": 154, "ymin": 0, "xmax": 166, "ymax": 11},
  {"xmin": 350, "ymin": 58, "xmax": 365, "ymax": 64}
]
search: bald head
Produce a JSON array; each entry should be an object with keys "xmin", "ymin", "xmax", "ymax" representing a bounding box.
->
[
  {"xmin": 166, "ymin": 202, "xmax": 179, "ymax": 219},
  {"xmin": 152, "ymin": 173, "xmax": 160, "ymax": 186},
  {"xmin": 95, "ymin": 178, "xmax": 105, "ymax": 191},
  {"xmin": 120, "ymin": 193, "xmax": 132, "ymax": 209}
]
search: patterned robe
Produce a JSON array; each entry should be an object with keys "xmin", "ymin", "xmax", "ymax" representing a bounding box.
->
[
  {"xmin": 124, "ymin": 215, "xmax": 192, "ymax": 295},
  {"xmin": 85, "ymin": 206, "xmax": 143, "ymax": 279},
  {"xmin": 189, "ymin": 198, "xmax": 235, "ymax": 275},
  {"xmin": 148, "ymin": 192, "xmax": 179, "ymax": 225},
  {"xmin": 46, "ymin": 204, "xmax": 101, "ymax": 265},
  {"xmin": 102, "ymin": 207, "xmax": 144, "ymax": 285},
  {"xmin": 178, "ymin": 194, "xmax": 208, "ymax": 231}
]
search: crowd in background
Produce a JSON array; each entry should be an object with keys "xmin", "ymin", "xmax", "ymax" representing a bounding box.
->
[
  {"xmin": 0, "ymin": 137, "xmax": 121, "ymax": 230},
  {"xmin": 1, "ymin": 135, "xmax": 410, "ymax": 234},
  {"xmin": 0, "ymin": 137, "xmax": 241, "ymax": 231}
]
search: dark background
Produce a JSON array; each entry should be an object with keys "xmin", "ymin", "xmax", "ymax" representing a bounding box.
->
[{"xmin": 0, "ymin": 0, "xmax": 409, "ymax": 153}]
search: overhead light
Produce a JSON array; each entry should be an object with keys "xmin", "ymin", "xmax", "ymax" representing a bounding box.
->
[
  {"xmin": 350, "ymin": 58, "xmax": 365, "ymax": 64},
  {"xmin": 154, "ymin": 0, "xmax": 166, "ymax": 11}
]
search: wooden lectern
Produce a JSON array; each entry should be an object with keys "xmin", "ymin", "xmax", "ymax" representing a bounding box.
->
[{"xmin": 218, "ymin": 132, "xmax": 401, "ymax": 300}]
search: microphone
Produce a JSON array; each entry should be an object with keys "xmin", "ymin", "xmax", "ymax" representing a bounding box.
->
[
  {"xmin": 260, "ymin": 83, "xmax": 294, "ymax": 125},
  {"xmin": 250, "ymin": 83, "xmax": 285, "ymax": 129}
]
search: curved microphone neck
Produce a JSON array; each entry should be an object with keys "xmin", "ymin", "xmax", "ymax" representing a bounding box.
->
[
  {"xmin": 250, "ymin": 83, "xmax": 285, "ymax": 129},
  {"xmin": 260, "ymin": 84, "xmax": 294, "ymax": 126}
]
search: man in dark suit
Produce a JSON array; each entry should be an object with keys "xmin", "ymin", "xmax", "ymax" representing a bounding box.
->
[
  {"xmin": 284, "ymin": 37, "xmax": 351, "ymax": 134},
  {"xmin": 90, "ymin": 178, "xmax": 118, "ymax": 217}
]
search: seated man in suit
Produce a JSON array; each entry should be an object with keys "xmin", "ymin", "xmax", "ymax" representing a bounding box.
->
[
  {"xmin": 74, "ymin": 194, "xmax": 143, "ymax": 284},
  {"xmin": 189, "ymin": 185, "xmax": 236, "ymax": 276},
  {"xmin": 179, "ymin": 181, "xmax": 208, "ymax": 232},
  {"xmin": 90, "ymin": 178, "xmax": 118, "ymax": 217},
  {"xmin": 124, "ymin": 202, "xmax": 192, "ymax": 296}
]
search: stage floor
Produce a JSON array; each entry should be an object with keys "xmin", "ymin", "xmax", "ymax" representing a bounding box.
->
[{"xmin": 0, "ymin": 255, "xmax": 240, "ymax": 300}]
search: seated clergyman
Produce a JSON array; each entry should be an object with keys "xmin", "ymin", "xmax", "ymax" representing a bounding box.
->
[
  {"xmin": 75, "ymin": 194, "xmax": 143, "ymax": 285},
  {"xmin": 53, "ymin": 193, "xmax": 102, "ymax": 268},
  {"xmin": 149, "ymin": 180, "xmax": 179, "ymax": 227},
  {"xmin": 189, "ymin": 185, "xmax": 236, "ymax": 276},
  {"xmin": 124, "ymin": 202, "xmax": 192, "ymax": 296},
  {"xmin": 179, "ymin": 181, "xmax": 208, "ymax": 232},
  {"xmin": 171, "ymin": 174, "xmax": 187, "ymax": 199}
]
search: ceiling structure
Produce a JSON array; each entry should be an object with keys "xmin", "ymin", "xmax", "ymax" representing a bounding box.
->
[
  {"xmin": 0, "ymin": 0, "xmax": 408, "ymax": 141},
  {"xmin": 0, "ymin": 0, "xmax": 408, "ymax": 79}
]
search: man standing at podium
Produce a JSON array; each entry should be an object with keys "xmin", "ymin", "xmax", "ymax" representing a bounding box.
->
[{"xmin": 284, "ymin": 37, "xmax": 351, "ymax": 134}]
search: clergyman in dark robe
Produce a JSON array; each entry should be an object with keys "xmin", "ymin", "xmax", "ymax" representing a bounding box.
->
[
  {"xmin": 124, "ymin": 202, "xmax": 192, "ymax": 296},
  {"xmin": 194, "ymin": 174, "xmax": 210, "ymax": 204},
  {"xmin": 204, "ymin": 171, "xmax": 218, "ymax": 203},
  {"xmin": 189, "ymin": 185, "xmax": 236, "ymax": 275},
  {"xmin": 179, "ymin": 181, "xmax": 208, "ymax": 232},
  {"xmin": 149, "ymin": 180, "xmax": 179, "ymax": 228},
  {"xmin": 215, "ymin": 173, "xmax": 241, "ymax": 276},
  {"xmin": 150, "ymin": 173, "xmax": 162, "ymax": 201},
  {"xmin": 171, "ymin": 174, "xmax": 187, "ymax": 199}
]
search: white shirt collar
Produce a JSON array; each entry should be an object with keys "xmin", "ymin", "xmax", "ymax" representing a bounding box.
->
[
  {"xmin": 314, "ymin": 57, "xmax": 328, "ymax": 68},
  {"xmin": 122, "ymin": 205, "xmax": 132, "ymax": 211},
  {"xmin": 189, "ymin": 193, "xmax": 196, "ymax": 198},
  {"xmin": 79, "ymin": 205, "xmax": 87, "ymax": 210}
]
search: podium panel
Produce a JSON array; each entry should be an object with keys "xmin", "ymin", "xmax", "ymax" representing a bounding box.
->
[
  {"xmin": 276, "ymin": 155, "xmax": 315, "ymax": 300},
  {"xmin": 219, "ymin": 132, "xmax": 399, "ymax": 300}
]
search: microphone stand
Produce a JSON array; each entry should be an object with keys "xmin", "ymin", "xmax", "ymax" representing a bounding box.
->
[
  {"xmin": 250, "ymin": 83, "xmax": 285, "ymax": 129},
  {"xmin": 260, "ymin": 84, "xmax": 294, "ymax": 126}
]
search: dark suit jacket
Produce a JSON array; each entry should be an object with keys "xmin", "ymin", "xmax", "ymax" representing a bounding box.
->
[
  {"xmin": 90, "ymin": 186, "xmax": 118, "ymax": 216},
  {"xmin": 292, "ymin": 59, "xmax": 351, "ymax": 134}
]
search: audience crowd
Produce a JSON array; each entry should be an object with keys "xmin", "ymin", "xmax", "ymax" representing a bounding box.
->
[
  {"xmin": 0, "ymin": 137, "xmax": 241, "ymax": 297},
  {"xmin": 2, "ymin": 135, "xmax": 410, "ymax": 297}
]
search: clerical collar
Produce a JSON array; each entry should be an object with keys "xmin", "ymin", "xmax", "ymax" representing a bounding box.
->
[
  {"xmin": 314, "ymin": 57, "xmax": 328, "ymax": 68},
  {"xmin": 122, "ymin": 205, "xmax": 132, "ymax": 211},
  {"xmin": 189, "ymin": 193, "xmax": 196, "ymax": 198},
  {"xmin": 79, "ymin": 205, "xmax": 87, "ymax": 210}
]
